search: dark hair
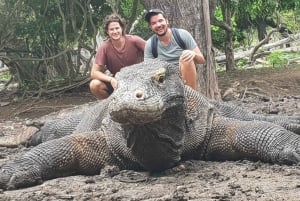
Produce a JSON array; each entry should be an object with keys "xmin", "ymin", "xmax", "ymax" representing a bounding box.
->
[
  {"xmin": 103, "ymin": 14, "xmax": 126, "ymax": 37},
  {"xmin": 144, "ymin": 9, "xmax": 166, "ymax": 23}
]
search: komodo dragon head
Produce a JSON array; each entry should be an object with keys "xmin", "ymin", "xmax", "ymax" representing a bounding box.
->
[
  {"xmin": 109, "ymin": 59, "xmax": 185, "ymax": 125},
  {"xmin": 108, "ymin": 59, "xmax": 187, "ymax": 171}
]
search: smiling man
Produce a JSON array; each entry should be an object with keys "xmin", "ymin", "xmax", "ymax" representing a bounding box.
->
[
  {"xmin": 144, "ymin": 9, "xmax": 205, "ymax": 90},
  {"xmin": 90, "ymin": 14, "xmax": 146, "ymax": 99}
]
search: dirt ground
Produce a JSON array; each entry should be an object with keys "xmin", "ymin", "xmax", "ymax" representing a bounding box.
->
[{"xmin": 0, "ymin": 65, "xmax": 299, "ymax": 201}]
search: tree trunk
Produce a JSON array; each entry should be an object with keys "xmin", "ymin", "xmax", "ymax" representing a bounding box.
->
[
  {"xmin": 225, "ymin": 30, "xmax": 235, "ymax": 71},
  {"xmin": 141, "ymin": 0, "xmax": 220, "ymax": 100},
  {"xmin": 222, "ymin": 1, "xmax": 234, "ymax": 71},
  {"xmin": 255, "ymin": 18, "xmax": 268, "ymax": 41}
]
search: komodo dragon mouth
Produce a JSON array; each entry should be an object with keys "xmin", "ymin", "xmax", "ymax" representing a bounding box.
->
[{"xmin": 109, "ymin": 94, "xmax": 185, "ymax": 125}]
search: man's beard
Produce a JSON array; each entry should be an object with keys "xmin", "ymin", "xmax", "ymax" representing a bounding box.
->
[{"xmin": 156, "ymin": 27, "xmax": 168, "ymax": 37}]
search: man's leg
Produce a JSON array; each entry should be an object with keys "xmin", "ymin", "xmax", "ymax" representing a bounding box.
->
[
  {"xmin": 179, "ymin": 59, "xmax": 197, "ymax": 90},
  {"xmin": 89, "ymin": 79, "xmax": 110, "ymax": 99}
]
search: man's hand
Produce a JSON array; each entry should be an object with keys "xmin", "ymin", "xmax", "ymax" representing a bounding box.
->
[
  {"xmin": 180, "ymin": 50, "xmax": 196, "ymax": 62},
  {"xmin": 110, "ymin": 77, "xmax": 118, "ymax": 89}
]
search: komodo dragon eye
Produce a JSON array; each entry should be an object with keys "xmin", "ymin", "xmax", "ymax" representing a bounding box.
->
[
  {"xmin": 158, "ymin": 75, "xmax": 165, "ymax": 83},
  {"xmin": 153, "ymin": 68, "xmax": 166, "ymax": 84}
]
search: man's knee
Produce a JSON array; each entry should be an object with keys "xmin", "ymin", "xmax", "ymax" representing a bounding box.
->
[
  {"xmin": 89, "ymin": 79, "xmax": 101, "ymax": 90},
  {"xmin": 179, "ymin": 60, "xmax": 197, "ymax": 90},
  {"xmin": 89, "ymin": 79, "xmax": 99, "ymax": 95},
  {"xmin": 179, "ymin": 60, "xmax": 197, "ymax": 74},
  {"xmin": 89, "ymin": 79, "xmax": 111, "ymax": 99}
]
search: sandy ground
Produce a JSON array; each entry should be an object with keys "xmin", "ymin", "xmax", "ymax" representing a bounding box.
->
[{"xmin": 0, "ymin": 65, "xmax": 299, "ymax": 201}]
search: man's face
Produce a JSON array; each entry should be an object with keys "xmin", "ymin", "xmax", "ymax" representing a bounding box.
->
[
  {"xmin": 107, "ymin": 22, "xmax": 123, "ymax": 40},
  {"xmin": 149, "ymin": 14, "xmax": 169, "ymax": 37}
]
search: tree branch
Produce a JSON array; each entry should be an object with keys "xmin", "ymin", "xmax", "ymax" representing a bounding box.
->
[{"xmin": 249, "ymin": 29, "xmax": 277, "ymax": 62}]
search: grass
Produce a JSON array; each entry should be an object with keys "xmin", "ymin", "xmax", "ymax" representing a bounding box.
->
[{"xmin": 0, "ymin": 71, "xmax": 11, "ymax": 80}]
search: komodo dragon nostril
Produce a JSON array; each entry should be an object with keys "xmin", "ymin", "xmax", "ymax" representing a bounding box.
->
[{"xmin": 135, "ymin": 90, "xmax": 144, "ymax": 99}]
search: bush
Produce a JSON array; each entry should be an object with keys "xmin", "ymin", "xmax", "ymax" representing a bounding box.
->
[{"xmin": 267, "ymin": 52, "xmax": 289, "ymax": 68}]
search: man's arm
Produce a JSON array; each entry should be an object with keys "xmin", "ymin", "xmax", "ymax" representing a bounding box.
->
[
  {"xmin": 192, "ymin": 46, "xmax": 205, "ymax": 64},
  {"xmin": 91, "ymin": 64, "xmax": 113, "ymax": 82},
  {"xmin": 91, "ymin": 63, "xmax": 118, "ymax": 88},
  {"xmin": 178, "ymin": 29, "xmax": 205, "ymax": 64},
  {"xmin": 134, "ymin": 35, "xmax": 146, "ymax": 52},
  {"xmin": 144, "ymin": 40, "xmax": 155, "ymax": 59},
  {"xmin": 180, "ymin": 47, "xmax": 205, "ymax": 64}
]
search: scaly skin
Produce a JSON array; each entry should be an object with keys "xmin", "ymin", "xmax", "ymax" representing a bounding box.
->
[{"xmin": 0, "ymin": 59, "xmax": 299, "ymax": 190}]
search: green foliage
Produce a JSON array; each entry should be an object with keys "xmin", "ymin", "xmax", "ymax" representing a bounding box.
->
[
  {"xmin": 236, "ymin": 58, "xmax": 249, "ymax": 69},
  {"xmin": 0, "ymin": 0, "xmax": 151, "ymax": 95},
  {"xmin": 280, "ymin": 10, "xmax": 300, "ymax": 31},
  {"xmin": 267, "ymin": 52, "xmax": 290, "ymax": 68},
  {"xmin": 278, "ymin": 0, "xmax": 300, "ymax": 10},
  {"xmin": 211, "ymin": 6, "xmax": 246, "ymax": 51},
  {"xmin": 121, "ymin": 0, "xmax": 138, "ymax": 17},
  {"xmin": 215, "ymin": 63, "xmax": 226, "ymax": 73},
  {"xmin": 211, "ymin": 7, "xmax": 225, "ymax": 49},
  {"xmin": 211, "ymin": 26, "xmax": 225, "ymax": 50},
  {"xmin": 102, "ymin": 0, "xmax": 150, "ymax": 40},
  {"xmin": 213, "ymin": 0, "xmax": 300, "ymax": 60},
  {"xmin": 120, "ymin": 0, "xmax": 151, "ymax": 39},
  {"xmin": 0, "ymin": 0, "xmax": 115, "ymax": 93},
  {"xmin": 214, "ymin": 5, "xmax": 223, "ymax": 21},
  {"xmin": 238, "ymin": 0, "xmax": 278, "ymax": 19},
  {"xmin": 0, "ymin": 71, "xmax": 11, "ymax": 80},
  {"xmin": 235, "ymin": 0, "xmax": 300, "ymax": 35}
]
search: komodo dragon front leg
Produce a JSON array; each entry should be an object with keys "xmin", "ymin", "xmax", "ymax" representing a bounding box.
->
[
  {"xmin": 0, "ymin": 130, "xmax": 139, "ymax": 190},
  {"xmin": 26, "ymin": 100, "xmax": 110, "ymax": 147},
  {"xmin": 205, "ymin": 115, "xmax": 300, "ymax": 164}
]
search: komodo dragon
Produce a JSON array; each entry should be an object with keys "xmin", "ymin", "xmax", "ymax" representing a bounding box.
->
[{"xmin": 0, "ymin": 59, "xmax": 300, "ymax": 190}]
